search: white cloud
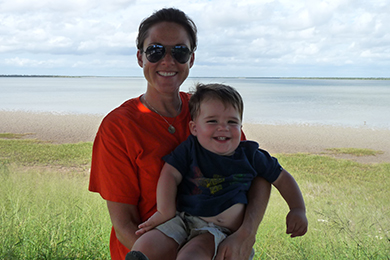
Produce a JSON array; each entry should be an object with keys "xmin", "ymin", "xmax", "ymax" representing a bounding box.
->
[
  {"xmin": 5, "ymin": 57, "xmax": 65, "ymax": 67},
  {"xmin": 0, "ymin": 0, "xmax": 389, "ymax": 76}
]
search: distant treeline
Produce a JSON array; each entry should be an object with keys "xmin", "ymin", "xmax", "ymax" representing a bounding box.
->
[
  {"xmin": 0, "ymin": 75, "xmax": 83, "ymax": 78},
  {"xmin": 1, "ymin": 75, "xmax": 389, "ymax": 80},
  {"xmin": 285, "ymin": 77, "xmax": 390, "ymax": 80}
]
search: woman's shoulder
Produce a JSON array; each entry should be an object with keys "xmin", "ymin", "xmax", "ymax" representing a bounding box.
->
[
  {"xmin": 107, "ymin": 95, "xmax": 142, "ymax": 116},
  {"xmin": 100, "ymin": 96, "xmax": 143, "ymax": 128},
  {"xmin": 180, "ymin": 91, "xmax": 191, "ymax": 102}
]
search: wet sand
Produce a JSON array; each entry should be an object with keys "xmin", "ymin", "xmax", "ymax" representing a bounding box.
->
[{"xmin": 1, "ymin": 110, "xmax": 389, "ymax": 164}]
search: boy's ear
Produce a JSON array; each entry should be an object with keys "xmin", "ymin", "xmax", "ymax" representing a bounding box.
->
[{"xmin": 189, "ymin": 121, "xmax": 197, "ymax": 136}]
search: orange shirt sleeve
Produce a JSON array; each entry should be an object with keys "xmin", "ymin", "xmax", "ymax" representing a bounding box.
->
[{"xmin": 89, "ymin": 93, "xmax": 191, "ymax": 220}]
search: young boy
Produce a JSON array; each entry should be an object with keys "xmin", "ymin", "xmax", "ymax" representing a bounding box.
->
[{"xmin": 126, "ymin": 83, "xmax": 308, "ymax": 260}]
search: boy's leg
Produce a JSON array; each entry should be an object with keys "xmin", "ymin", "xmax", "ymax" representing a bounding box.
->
[
  {"xmin": 131, "ymin": 229, "xmax": 178, "ymax": 260},
  {"xmin": 176, "ymin": 232, "xmax": 215, "ymax": 260}
]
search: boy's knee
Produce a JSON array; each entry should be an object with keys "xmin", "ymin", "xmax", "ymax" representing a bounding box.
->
[
  {"xmin": 132, "ymin": 233, "xmax": 153, "ymax": 251},
  {"xmin": 132, "ymin": 230, "xmax": 160, "ymax": 249},
  {"xmin": 178, "ymin": 233, "xmax": 215, "ymax": 259},
  {"xmin": 132, "ymin": 230, "xmax": 178, "ymax": 259}
]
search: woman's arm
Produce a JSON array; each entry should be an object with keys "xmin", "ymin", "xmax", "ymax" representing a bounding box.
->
[
  {"xmin": 106, "ymin": 201, "xmax": 141, "ymax": 250},
  {"xmin": 136, "ymin": 163, "xmax": 183, "ymax": 235},
  {"xmin": 215, "ymin": 177, "xmax": 271, "ymax": 260}
]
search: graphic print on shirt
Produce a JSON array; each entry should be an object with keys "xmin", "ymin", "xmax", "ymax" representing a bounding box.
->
[{"xmin": 190, "ymin": 166, "xmax": 250, "ymax": 196}]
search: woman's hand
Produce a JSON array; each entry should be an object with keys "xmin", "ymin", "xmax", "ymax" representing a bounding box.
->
[{"xmin": 215, "ymin": 228, "xmax": 255, "ymax": 260}]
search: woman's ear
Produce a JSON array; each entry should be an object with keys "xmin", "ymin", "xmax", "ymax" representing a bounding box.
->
[
  {"xmin": 137, "ymin": 50, "xmax": 144, "ymax": 68},
  {"xmin": 189, "ymin": 121, "xmax": 197, "ymax": 136},
  {"xmin": 189, "ymin": 52, "xmax": 195, "ymax": 69}
]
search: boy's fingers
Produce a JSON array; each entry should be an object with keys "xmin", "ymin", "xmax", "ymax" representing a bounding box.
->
[
  {"xmin": 290, "ymin": 225, "xmax": 308, "ymax": 237},
  {"xmin": 135, "ymin": 229, "xmax": 145, "ymax": 236},
  {"xmin": 286, "ymin": 219, "xmax": 296, "ymax": 234}
]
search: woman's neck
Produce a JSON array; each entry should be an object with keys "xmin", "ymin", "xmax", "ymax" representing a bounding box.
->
[{"xmin": 142, "ymin": 92, "xmax": 182, "ymax": 118}]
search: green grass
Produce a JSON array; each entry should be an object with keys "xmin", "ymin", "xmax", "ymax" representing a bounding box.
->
[
  {"xmin": 0, "ymin": 133, "xmax": 30, "ymax": 139},
  {"xmin": 0, "ymin": 165, "xmax": 111, "ymax": 259},
  {"xmin": 0, "ymin": 139, "xmax": 92, "ymax": 167},
  {"xmin": 255, "ymin": 153, "xmax": 390, "ymax": 259},
  {"xmin": 0, "ymin": 138, "xmax": 110, "ymax": 259},
  {"xmin": 1, "ymin": 137, "xmax": 389, "ymax": 259},
  {"xmin": 326, "ymin": 148, "xmax": 384, "ymax": 157}
]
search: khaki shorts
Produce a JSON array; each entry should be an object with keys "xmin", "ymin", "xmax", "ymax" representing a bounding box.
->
[{"xmin": 156, "ymin": 212, "xmax": 254, "ymax": 260}]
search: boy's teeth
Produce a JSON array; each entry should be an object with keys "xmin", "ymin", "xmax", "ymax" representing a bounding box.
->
[{"xmin": 217, "ymin": 137, "xmax": 227, "ymax": 140}]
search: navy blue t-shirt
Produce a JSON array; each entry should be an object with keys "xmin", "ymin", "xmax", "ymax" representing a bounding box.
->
[{"xmin": 163, "ymin": 135, "xmax": 282, "ymax": 217}]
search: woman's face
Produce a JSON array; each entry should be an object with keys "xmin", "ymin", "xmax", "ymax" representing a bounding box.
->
[{"xmin": 137, "ymin": 22, "xmax": 195, "ymax": 96}]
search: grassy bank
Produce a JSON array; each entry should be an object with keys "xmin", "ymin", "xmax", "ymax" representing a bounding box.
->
[
  {"xmin": 1, "ymin": 137, "xmax": 389, "ymax": 259},
  {"xmin": 256, "ymin": 154, "xmax": 390, "ymax": 259}
]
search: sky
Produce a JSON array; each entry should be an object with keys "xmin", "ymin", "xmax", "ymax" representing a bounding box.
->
[{"xmin": 1, "ymin": 0, "xmax": 389, "ymax": 77}]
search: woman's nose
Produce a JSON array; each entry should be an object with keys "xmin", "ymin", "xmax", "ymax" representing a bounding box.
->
[{"xmin": 161, "ymin": 49, "xmax": 175, "ymax": 64}]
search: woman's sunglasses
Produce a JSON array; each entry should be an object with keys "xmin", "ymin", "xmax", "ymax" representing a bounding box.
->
[{"xmin": 143, "ymin": 45, "xmax": 192, "ymax": 64}]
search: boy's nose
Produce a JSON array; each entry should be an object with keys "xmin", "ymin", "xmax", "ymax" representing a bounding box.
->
[{"xmin": 217, "ymin": 123, "xmax": 229, "ymax": 131}]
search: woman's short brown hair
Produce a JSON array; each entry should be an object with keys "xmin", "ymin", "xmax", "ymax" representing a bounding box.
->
[{"xmin": 136, "ymin": 8, "xmax": 197, "ymax": 51}]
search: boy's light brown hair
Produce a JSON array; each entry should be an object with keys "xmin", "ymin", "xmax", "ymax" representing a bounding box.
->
[{"xmin": 189, "ymin": 83, "xmax": 244, "ymax": 121}]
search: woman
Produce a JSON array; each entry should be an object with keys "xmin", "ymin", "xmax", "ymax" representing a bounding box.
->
[{"xmin": 89, "ymin": 8, "xmax": 271, "ymax": 260}]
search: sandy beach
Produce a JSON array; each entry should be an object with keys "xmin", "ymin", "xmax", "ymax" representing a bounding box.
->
[{"xmin": 1, "ymin": 110, "xmax": 389, "ymax": 164}]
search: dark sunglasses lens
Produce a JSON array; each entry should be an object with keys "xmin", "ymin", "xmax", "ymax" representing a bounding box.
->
[
  {"xmin": 172, "ymin": 46, "xmax": 191, "ymax": 64},
  {"xmin": 145, "ymin": 45, "xmax": 165, "ymax": 63}
]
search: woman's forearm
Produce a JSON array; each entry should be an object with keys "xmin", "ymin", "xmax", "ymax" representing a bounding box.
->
[
  {"xmin": 215, "ymin": 177, "xmax": 271, "ymax": 260},
  {"xmin": 240, "ymin": 177, "xmax": 271, "ymax": 236},
  {"xmin": 107, "ymin": 201, "xmax": 141, "ymax": 250}
]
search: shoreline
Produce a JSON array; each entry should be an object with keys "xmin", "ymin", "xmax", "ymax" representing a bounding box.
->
[
  {"xmin": 1, "ymin": 110, "xmax": 389, "ymax": 164},
  {"xmin": 0, "ymin": 110, "xmax": 103, "ymax": 145},
  {"xmin": 243, "ymin": 123, "xmax": 390, "ymax": 164}
]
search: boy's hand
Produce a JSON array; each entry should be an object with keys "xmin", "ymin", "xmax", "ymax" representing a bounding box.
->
[
  {"xmin": 286, "ymin": 208, "xmax": 308, "ymax": 238},
  {"xmin": 135, "ymin": 211, "xmax": 166, "ymax": 236}
]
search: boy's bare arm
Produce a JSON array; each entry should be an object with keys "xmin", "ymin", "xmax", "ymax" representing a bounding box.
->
[
  {"xmin": 156, "ymin": 163, "xmax": 182, "ymax": 217},
  {"xmin": 272, "ymin": 169, "xmax": 308, "ymax": 237},
  {"xmin": 136, "ymin": 163, "xmax": 182, "ymax": 235}
]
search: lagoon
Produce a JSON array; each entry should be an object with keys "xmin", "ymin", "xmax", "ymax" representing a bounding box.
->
[{"xmin": 1, "ymin": 77, "xmax": 389, "ymax": 129}]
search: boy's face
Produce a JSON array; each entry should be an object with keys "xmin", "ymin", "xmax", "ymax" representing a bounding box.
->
[{"xmin": 189, "ymin": 99, "xmax": 242, "ymax": 156}]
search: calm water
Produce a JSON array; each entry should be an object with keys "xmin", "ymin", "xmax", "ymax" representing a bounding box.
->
[{"xmin": 1, "ymin": 77, "xmax": 390, "ymax": 129}]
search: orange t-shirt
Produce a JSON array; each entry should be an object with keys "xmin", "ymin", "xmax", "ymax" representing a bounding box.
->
[{"xmin": 89, "ymin": 92, "xmax": 191, "ymax": 260}]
